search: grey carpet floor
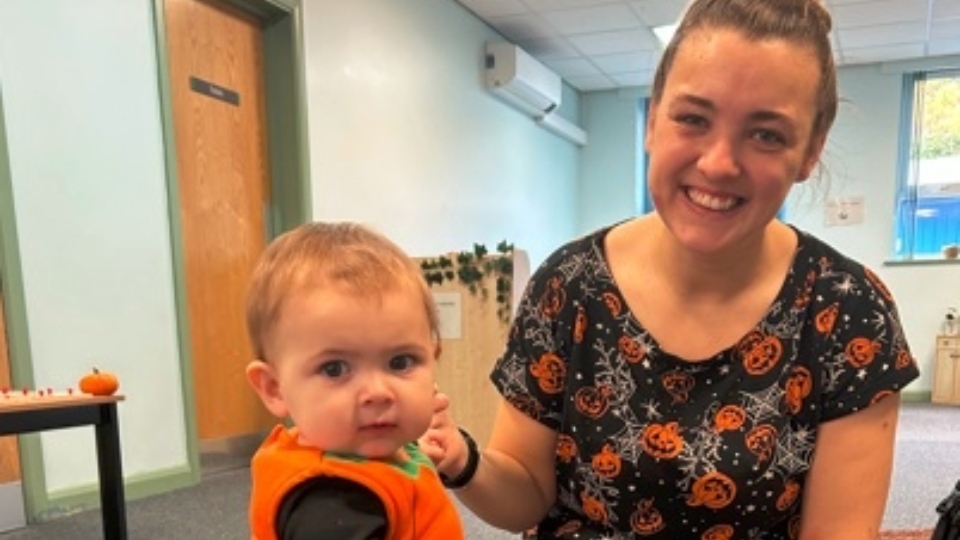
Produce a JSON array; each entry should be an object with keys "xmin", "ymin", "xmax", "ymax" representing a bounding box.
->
[{"xmin": 1, "ymin": 402, "xmax": 956, "ymax": 539}]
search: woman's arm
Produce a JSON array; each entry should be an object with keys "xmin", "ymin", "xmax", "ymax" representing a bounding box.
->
[
  {"xmin": 423, "ymin": 397, "xmax": 557, "ymax": 532},
  {"xmin": 798, "ymin": 393, "xmax": 901, "ymax": 540}
]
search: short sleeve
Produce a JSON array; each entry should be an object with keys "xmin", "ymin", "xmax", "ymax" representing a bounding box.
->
[
  {"xmin": 490, "ymin": 233, "xmax": 604, "ymax": 430},
  {"xmin": 816, "ymin": 266, "xmax": 920, "ymax": 421}
]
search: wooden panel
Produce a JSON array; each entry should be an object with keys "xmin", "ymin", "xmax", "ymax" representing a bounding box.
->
[
  {"xmin": 0, "ymin": 288, "xmax": 20, "ymax": 483},
  {"xmin": 164, "ymin": 0, "xmax": 275, "ymax": 440},
  {"xmin": 933, "ymin": 336, "xmax": 960, "ymax": 405},
  {"xmin": 417, "ymin": 251, "xmax": 529, "ymax": 447}
]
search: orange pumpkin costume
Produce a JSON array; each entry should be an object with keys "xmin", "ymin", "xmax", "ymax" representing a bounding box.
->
[{"xmin": 249, "ymin": 425, "xmax": 464, "ymax": 540}]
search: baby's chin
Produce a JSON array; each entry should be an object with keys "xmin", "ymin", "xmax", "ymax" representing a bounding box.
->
[{"xmin": 304, "ymin": 437, "xmax": 407, "ymax": 460}]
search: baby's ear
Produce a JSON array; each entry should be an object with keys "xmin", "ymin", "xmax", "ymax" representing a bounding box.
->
[{"xmin": 245, "ymin": 360, "xmax": 287, "ymax": 418}]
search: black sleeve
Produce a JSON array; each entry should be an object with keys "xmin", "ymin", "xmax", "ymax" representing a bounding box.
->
[{"xmin": 275, "ymin": 476, "xmax": 388, "ymax": 540}]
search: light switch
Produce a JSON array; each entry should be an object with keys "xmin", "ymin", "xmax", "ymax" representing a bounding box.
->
[{"xmin": 825, "ymin": 196, "xmax": 864, "ymax": 226}]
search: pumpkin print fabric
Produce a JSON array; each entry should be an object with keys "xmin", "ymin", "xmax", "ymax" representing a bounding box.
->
[{"xmin": 491, "ymin": 226, "xmax": 919, "ymax": 540}]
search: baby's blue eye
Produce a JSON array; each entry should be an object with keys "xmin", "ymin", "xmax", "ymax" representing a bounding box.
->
[
  {"xmin": 389, "ymin": 355, "xmax": 417, "ymax": 371},
  {"xmin": 318, "ymin": 360, "xmax": 347, "ymax": 378}
]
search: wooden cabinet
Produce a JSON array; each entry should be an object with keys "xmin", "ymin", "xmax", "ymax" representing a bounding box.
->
[{"xmin": 933, "ymin": 335, "xmax": 960, "ymax": 405}]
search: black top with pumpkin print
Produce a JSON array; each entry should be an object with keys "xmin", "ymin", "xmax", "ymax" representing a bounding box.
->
[{"xmin": 491, "ymin": 225, "xmax": 920, "ymax": 540}]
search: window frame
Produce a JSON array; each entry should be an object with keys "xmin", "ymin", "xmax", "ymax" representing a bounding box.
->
[{"xmin": 893, "ymin": 69, "xmax": 960, "ymax": 261}]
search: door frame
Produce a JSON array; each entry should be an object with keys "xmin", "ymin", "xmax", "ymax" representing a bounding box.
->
[
  {"xmin": 151, "ymin": 0, "xmax": 312, "ymax": 482},
  {"xmin": 0, "ymin": 72, "xmax": 36, "ymax": 529}
]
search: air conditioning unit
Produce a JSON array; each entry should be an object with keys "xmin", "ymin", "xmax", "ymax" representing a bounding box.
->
[{"xmin": 485, "ymin": 41, "xmax": 562, "ymax": 116}]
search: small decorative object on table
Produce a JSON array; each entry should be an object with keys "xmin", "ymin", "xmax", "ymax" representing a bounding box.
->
[
  {"xmin": 944, "ymin": 308, "xmax": 959, "ymax": 337},
  {"xmin": 79, "ymin": 367, "xmax": 120, "ymax": 396}
]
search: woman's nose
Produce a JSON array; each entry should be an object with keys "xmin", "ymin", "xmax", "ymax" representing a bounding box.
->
[{"xmin": 698, "ymin": 134, "xmax": 741, "ymax": 180}]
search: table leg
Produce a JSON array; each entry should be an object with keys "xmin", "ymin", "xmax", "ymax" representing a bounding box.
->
[{"xmin": 94, "ymin": 403, "xmax": 127, "ymax": 540}]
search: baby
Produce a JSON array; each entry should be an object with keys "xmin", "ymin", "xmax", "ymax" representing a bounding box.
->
[{"xmin": 244, "ymin": 222, "xmax": 464, "ymax": 540}]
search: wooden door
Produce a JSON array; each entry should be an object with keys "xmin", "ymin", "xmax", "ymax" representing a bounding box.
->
[
  {"xmin": 0, "ymin": 285, "xmax": 26, "ymax": 533},
  {"xmin": 0, "ymin": 288, "xmax": 20, "ymax": 482},
  {"xmin": 164, "ymin": 0, "xmax": 275, "ymax": 441}
]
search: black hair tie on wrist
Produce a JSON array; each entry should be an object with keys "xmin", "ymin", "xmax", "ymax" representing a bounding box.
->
[{"xmin": 440, "ymin": 428, "xmax": 479, "ymax": 490}]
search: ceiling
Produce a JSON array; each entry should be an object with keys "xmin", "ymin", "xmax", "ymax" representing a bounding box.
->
[{"xmin": 452, "ymin": 0, "xmax": 960, "ymax": 91}]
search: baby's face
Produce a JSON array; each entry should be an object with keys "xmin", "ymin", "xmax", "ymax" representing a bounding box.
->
[{"xmin": 267, "ymin": 284, "xmax": 437, "ymax": 458}]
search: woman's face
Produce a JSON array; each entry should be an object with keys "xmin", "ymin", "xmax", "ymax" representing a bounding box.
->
[{"xmin": 645, "ymin": 28, "xmax": 826, "ymax": 255}]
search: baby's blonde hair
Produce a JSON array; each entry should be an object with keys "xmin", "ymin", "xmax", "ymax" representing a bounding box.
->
[{"xmin": 245, "ymin": 222, "xmax": 439, "ymax": 360}]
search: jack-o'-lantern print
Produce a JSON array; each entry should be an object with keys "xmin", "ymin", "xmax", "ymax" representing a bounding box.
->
[
  {"xmin": 784, "ymin": 366, "xmax": 812, "ymax": 414},
  {"xmin": 530, "ymin": 352, "xmax": 566, "ymax": 394},
  {"xmin": 737, "ymin": 331, "xmax": 783, "ymax": 375},
  {"xmin": 618, "ymin": 334, "xmax": 645, "ymax": 363},
  {"xmin": 661, "ymin": 370, "xmax": 695, "ymax": 403},
  {"xmin": 641, "ymin": 421, "xmax": 684, "ymax": 460},
  {"xmin": 896, "ymin": 348, "xmax": 914, "ymax": 369},
  {"xmin": 686, "ymin": 471, "xmax": 737, "ymax": 510},
  {"xmin": 508, "ymin": 394, "xmax": 543, "ymax": 418},
  {"xmin": 845, "ymin": 336, "xmax": 879, "ymax": 368},
  {"xmin": 815, "ymin": 302, "xmax": 840, "ymax": 335},
  {"xmin": 629, "ymin": 499, "xmax": 664, "ymax": 535},
  {"xmin": 573, "ymin": 308, "xmax": 587, "ymax": 344},
  {"xmin": 580, "ymin": 491, "xmax": 608, "ymax": 524},
  {"xmin": 540, "ymin": 276, "xmax": 567, "ymax": 318},
  {"xmin": 870, "ymin": 389, "xmax": 893, "ymax": 405},
  {"xmin": 776, "ymin": 478, "xmax": 801, "ymax": 511},
  {"xmin": 713, "ymin": 404, "xmax": 746, "ymax": 433},
  {"xmin": 745, "ymin": 424, "xmax": 778, "ymax": 463},
  {"xmin": 554, "ymin": 520, "xmax": 581, "ymax": 537},
  {"xmin": 557, "ymin": 434, "xmax": 578, "ymax": 463},
  {"xmin": 865, "ymin": 267, "xmax": 893, "ymax": 302},
  {"xmin": 591, "ymin": 443, "xmax": 622, "ymax": 479},
  {"xmin": 602, "ymin": 291, "xmax": 622, "ymax": 317},
  {"xmin": 702, "ymin": 524, "xmax": 734, "ymax": 540},
  {"xmin": 574, "ymin": 385, "xmax": 612, "ymax": 419}
]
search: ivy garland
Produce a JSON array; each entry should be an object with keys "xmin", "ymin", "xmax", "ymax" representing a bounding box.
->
[{"xmin": 420, "ymin": 241, "xmax": 515, "ymax": 323}]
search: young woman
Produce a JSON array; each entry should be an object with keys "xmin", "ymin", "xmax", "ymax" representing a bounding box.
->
[{"xmin": 421, "ymin": 1, "xmax": 920, "ymax": 538}]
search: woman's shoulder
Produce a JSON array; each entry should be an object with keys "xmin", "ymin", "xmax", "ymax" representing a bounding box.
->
[{"xmin": 791, "ymin": 225, "xmax": 901, "ymax": 310}]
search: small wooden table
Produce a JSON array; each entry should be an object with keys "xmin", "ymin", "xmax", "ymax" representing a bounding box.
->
[{"xmin": 0, "ymin": 394, "xmax": 127, "ymax": 540}]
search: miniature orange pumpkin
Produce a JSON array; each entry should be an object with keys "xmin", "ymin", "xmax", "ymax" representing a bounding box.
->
[{"xmin": 79, "ymin": 368, "xmax": 119, "ymax": 396}]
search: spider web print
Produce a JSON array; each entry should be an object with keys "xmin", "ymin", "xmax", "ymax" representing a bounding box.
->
[
  {"xmin": 822, "ymin": 350, "xmax": 848, "ymax": 394},
  {"xmin": 741, "ymin": 384, "xmax": 786, "ymax": 426},
  {"xmin": 498, "ymin": 356, "xmax": 529, "ymax": 395},
  {"xmin": 675, "ymin": 413, "xmax": 725, "ymax": 491},
  {"xmin": 555, "ymin": 251, "xmax": 592, "ymax": 283},
  {"xmin": 591, "ymin": 340, "xmax": 648, "ymax": 464},
  {"xmin": 767, "ymin": 423, "xmax": 816, "ymax": 480}
]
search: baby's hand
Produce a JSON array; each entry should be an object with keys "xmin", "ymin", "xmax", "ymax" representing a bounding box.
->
[{"xmin": 418, "ymin": 391, "xmax": 466, "ymax": 476}]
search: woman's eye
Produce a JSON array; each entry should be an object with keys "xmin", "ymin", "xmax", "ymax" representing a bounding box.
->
[
  {"xmin": 753, "ymin": 128, "xmax": 787, "ymax": 147},
  {"xmin": 318, "ymin": 361, "xmax": 347, "ymax": 378},
  {"xmin": 388, "ymin": 355, "xmax": 417, "ymax": 372},
  {"xmin": 675, "ymin": 113, "xmax": 708, "ymax": 128}
]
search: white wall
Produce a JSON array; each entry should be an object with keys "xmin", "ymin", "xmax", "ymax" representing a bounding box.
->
[
  {"xmin": 0, "ymin": 0, "xmax": 583, "ymax": 509},
  {"xmin": 0, "ymin": 0, "xmax": 188, "ymax": 493},
  {"xmin": 579, "ymin": 89, "xmax": 643, "ymax": 232},
  {"xmin": 301, "ymin": 0, "xmax": 580, "ymax": 266}
]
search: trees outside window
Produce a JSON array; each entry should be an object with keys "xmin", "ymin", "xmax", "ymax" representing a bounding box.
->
[{"xmin": 895, "ymin": 70, "xmax": 960, "ymax": 260}]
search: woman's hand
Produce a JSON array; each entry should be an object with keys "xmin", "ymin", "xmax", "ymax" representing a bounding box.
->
[{"xmin": 418, "ymin": 390, "xmax": 470, "ymax": 479}]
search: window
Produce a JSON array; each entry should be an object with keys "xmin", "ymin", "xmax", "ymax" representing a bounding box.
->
[{"xmin": 894, "ymin": 70, "xmax": 960, "ymax": 260}]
